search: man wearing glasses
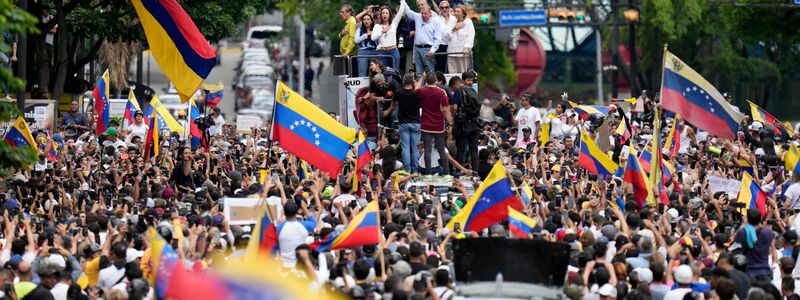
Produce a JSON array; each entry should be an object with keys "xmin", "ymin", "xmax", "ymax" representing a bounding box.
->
[
  {"xmin": 401, "ymin": 0, "xmax": 442, "ymax": 77},
  {"xmin": 431, "ymin": 0, "xmax": 455, "ymax": 73},
  {"xmin": 338, "ymin": 5, "xmax": 357, "ymax": 57}
]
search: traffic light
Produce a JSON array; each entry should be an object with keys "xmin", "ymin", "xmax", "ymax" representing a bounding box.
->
[{"xmin": 547, "ymin": 8, "xmax": 587, "ymax": 23}]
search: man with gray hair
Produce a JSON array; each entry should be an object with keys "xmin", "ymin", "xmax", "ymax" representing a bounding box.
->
[{"xmin": 402, "ymin": 0, "xmax": 442, "ymax": 76}]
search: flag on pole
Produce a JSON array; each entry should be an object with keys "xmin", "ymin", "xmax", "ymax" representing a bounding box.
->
[
  {"xmin": 623, "ymin": 146, "xmax": 654, "ymax": 209},
  {"xmin": 786, "ymin": 143, "xmax": 800, "ymax": 176},
  {"xmin": 3, "ymin": 117, "xmax": 37, "ymax": 148},
  {"xmin": 649, "ymin": 111, "xmax": 662, "ymax": 207},
  {"xmin": 446, "ymin": 161, "xmax": 522, "ymax": 232},
  {"xmin": 660, "ymin": 50, "xmax": 744, "ymax": 140},
  {"xmin": 507, "ymin": 207, "xmax": 537, "ymax": 238},
  {"xmin": 188, "ymin": 96, "xmax": 204, "ymax": 150},
  {"xmin": 616, "ymin": 117, "xmax": 632, "ymax": 144},
  {"xmin": 311, "ymin": 200, "xmax": 380, "ymax": 252},
  {"xmin": 144, "ymin": 95, "xmax": 185, "ymax": 134},
  {"xmin": 578, "ymin": 130, "xmax": 618, "ymax": 176},
  {"xmin": 144, "ymin": 110, "xmax": 160, "ymax": 158},
  {"xmin": 131, "ymin": 0, "xmax": 216, "ymax": 102},
  {"xmin": 93, "ymin": 69, "xmax": 111, "ymax": 136},
  {"xmin": 272, "ymin": 81, "xmax": 357, "ymax": 176},
  {"xmin": 124, "ymin": 90, "xmax": 147, "ymax": 126},
  {"xmin": 203, "ymin": 81, "xmax": 224, "ymax": 109},
  {"xmin": 748, "ymin": 100, "xmax": 795, "ymax": 137},
  {"xmin": 664, "ymin": 115, "xmax": 681, "ymax": 160},
  {"xmin": 569, "ymin": 101, "xmax": 610, "ymax": 119},
  {"xmin": 737, "ymin": 172, "xmax": 768, "ymax": 216}
]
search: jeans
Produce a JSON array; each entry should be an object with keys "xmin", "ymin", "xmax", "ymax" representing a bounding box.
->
[
  {"xmin": 357, "ymin": 49, "xmax": 377, "ymax": 77},
  {"xmin": 398, "ymin": 123, "xmax": 421, "ymax": 173},
  {"xmin": 422, "ymin": 131, "xmax": 448, "ymax": 175},
  {"xmin": 455, "ymin": 129, "xmax": 479, "ymax": 170},
  {"xmin": 413, "ymin": 46, "xmax": 435, "ymax": 76},
  {"xmin": 377, "ymin": 48, "xmax": 401, "ymax": 71}
]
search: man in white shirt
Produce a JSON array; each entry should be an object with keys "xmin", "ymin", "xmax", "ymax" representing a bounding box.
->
[
  {"xmin": 100, "ymin": 128, "xmax": 127, "ymax": 153},
  {"xmin": 664, "ymin": 265, "xmax": 693, "ymax": 300},
  {"xmin": 125, "ymin": 111, "xmax": 149, "ymax": 143},
  {"xmin": 209, "ymin": 108, "xmax": 225, "ymax": 136},
  {"xmin": 97, "ymin": 243, "xmax": 128, "ymax": 289},
  {"xmin": 512, "ymin": 95, "xmax": 541, "ymax": 143},
  {"xmin": 277, "ymin": 201, "xmax": 316, "ymax": 268},
  {"xmin": 784, "ymin": 176, "xmax": 800, "ymax": 208}
]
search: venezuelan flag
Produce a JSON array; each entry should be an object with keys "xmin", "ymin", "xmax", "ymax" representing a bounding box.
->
[
  {"xmin": 507, "ymin": 207, "xmax": 536, "ymax": 238},
  {"xmin": 578, "ymin": 130, "xmax": 618, "ymax": 176},
  {"xmin": 519, "ymin": 181, "xmax": 534, "ymax": 206},
  {"xmin": 144, "ymin": 95, "xmax": 185, "ymax": 134},
  {"xmin": 737, "ymin": 172, "xmax": 767, "ymax": 216},
  {"xmin": 131, "ymin": 0, "xmax": 216, "ymax": 102},
  {"xmin": 623, "ymin": 148, "xmax": 653, "ymax": 209},
  {"xmin": 148, "ymin": 228, "xmax": 190, "ymax": 299},
  {"xmin": 203, "ymin": 81, "xmax": 224, "ymax": 109},
  {"xmin": 93, "ymin": 69, "xmax": 110, "ymax": 135},
  {"xmin": 661, "ymin": 50, "xmax": 744, "ymax": 140},
  {"xmin": 3, "ymin": 117, "xmax": 37, "ymax": 148},
  {"xmin": 245, "ymin": 208, "xmax": 278, "ymax": 259},
  {"xmin": 144, "ymin": 110, "xmax": 160, "ymax": 158},
  {"xmin": 215, "ymin": 256, "xmax": 342, "ymax": 300},
  {"xmin": 638, "ymin": 146, "xmax": 654, "ymax": 171},
  {"xmin": 272, "ymin": 81, "xmax": 357, "ymax": 176},
  {"xmin": 664, "ymin": 116, "xmax": 681, "ymax": 160},
  {"xmin": 124, "ymin": 90, "xmax": 145, "ymax": 126},
  {"xmin": 786, "ymin": 143, "xmax": 800, "ymax": 176},
  {"xmin": 188, "ymin": 96, "xmax": 204, "ymax": 150},
  {"xmin": 569, "ymin": 101, "xmax": 610, "ymax": 119},
  {"xmin": 46, "ymin": 141, "xmax": 58, "ymax": 162},
  {"xmin": 609, "ymin": 197, "xmax": 626, "ymax": 212},
  {"xmin": 739, "ymin": 158, "xmax": 754, "ymax": 176},
  {"xmin": 353, "ymin": 131, "xmax": 372, "ymax": 192},
  {"xmin": 748, "ymin": 100, "xmax": 793, "ymax": 136},
  {"xmin": 298, "ymin": 160, "xmax": 310, "ymax": 181},
  {"xmin": 312, "ymin": 200, "xmax": 380, "ymax": 252},
  {"xmin": 446, "ymin": 161, "xmax": 522, "ymax": 232}
]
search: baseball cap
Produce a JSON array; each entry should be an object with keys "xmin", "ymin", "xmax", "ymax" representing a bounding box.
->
[
  {"xmin": 632, "ymin": 267, "xmax": 653, "ymax": 284},
  {"xmin": 598, "ymin": 283, "xmax": 617, "ymax": 298},
  {"xmin": 102, "ymin": 128, "xmax": 118, "ymax": 136},
  {"xmin": 749, "ymin": 121, "xmax": 763, "ymax": 131},
  {"xmin": 674, "ymin": 265, "xmax": 693, "ymax": 284}
]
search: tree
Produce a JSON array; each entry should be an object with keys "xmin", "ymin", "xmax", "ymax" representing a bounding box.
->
[
  {"xmin": 31, "ymin": 0, "xmax": 277, "ymax": 100},
  {"xmin": 472, "ymin": 30, "xmax": 516, "ymax": 92},
  {"xmin": 0, "ymin": 1, "xmax": 40, "ymax": 172}
]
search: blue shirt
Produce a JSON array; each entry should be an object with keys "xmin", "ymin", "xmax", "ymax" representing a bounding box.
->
[{"xmin": 402, "ymin": 0, "xmax": 442, "ymax": 52}]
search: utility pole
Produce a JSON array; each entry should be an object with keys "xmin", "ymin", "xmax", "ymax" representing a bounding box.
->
[
  {"xmin": 595, "ymin": 29, "xmax": 603, "ymax": 103},
  {"xmin": 610, "ymin": 0, "xmax": 619, "ymax": 99},
  {"xmin": 296, "ymin": 14, "xmax": 306, "ymax": 101},
  {"xmin": 628, "ymin": 0, "xmax": 639, "ymax": 98},
  {"xmin": 16, "ymin": 0, "xmax": 28, "ymax": 110}
]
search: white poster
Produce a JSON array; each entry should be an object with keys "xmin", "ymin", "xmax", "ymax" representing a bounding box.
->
[
  {"xmin": 223, "ymin": 197, "xmax": 263, "ymax": 225},
  {"xmin": 707, "ymin": 175, "xmax": 741, "ymax": 198},
  {"xmin": 236, "ymin": 115, "xmax": 264, "ymax": 133}
]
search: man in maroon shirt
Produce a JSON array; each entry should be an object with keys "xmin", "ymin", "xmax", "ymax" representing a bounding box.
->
[{"xmin": 416, "ymin": 71, "xmax": 452, "ymax": 175}]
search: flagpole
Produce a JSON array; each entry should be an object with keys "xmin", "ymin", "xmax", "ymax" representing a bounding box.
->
[
  {"xmin": 659, "ymin": 44, "xmax": 668, "ymax": 104},
  {"xmin": 375, "ymin": 199, "xmax": 386, "ymax": 280}
]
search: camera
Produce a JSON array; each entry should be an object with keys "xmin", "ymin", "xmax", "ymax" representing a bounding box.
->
[{"xmin": 194, "ymin": 115, "xmax": 215, "ymax": 131}]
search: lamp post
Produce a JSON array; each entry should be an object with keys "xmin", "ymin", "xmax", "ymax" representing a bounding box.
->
[
  {"xmin": 603, "ymin": 65, "xmax": 619, "ymax": 99},
  {"xmin": 624, "ymin": 5, "xmax": 640, "ymax": 97}
]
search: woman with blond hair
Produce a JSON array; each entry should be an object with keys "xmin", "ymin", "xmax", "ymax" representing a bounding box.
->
[{"xmin": 445, "ymin": 5, "xmax": 474, "ymax": 74}]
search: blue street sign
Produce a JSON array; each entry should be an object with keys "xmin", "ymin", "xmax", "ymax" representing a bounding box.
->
[
  {"xmin": 498, "ymin": 9, "xmax": 547, "ymax": 27},
  {"xmin": 795, "ymin": 0, "xmax": 800, "ymax": 5}
]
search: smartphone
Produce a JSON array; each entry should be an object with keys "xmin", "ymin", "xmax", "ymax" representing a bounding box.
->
[
  {"xmin": 724, "ymin": 226, "xmax": 731, "ymax": 236},
  {"xmin": 690, "ymin": 224, "xmax": 698, "ymax": 231},
  {"xmin": 454, "ymin": 222, "xmax": 461, "ymax": 233},
  {"xmin": 405, "ymin": 222, "xmax": 413, "ymax": 231}
]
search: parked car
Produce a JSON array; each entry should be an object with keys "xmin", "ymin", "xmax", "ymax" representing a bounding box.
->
[{"xmin": 243, "ymin": 25, "xmax": 282, "ymax": 51}]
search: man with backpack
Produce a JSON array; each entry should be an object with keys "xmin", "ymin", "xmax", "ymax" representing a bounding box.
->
[{"xmin": 450, "ymin": 71, "xmax": 480, "ymax": 172}]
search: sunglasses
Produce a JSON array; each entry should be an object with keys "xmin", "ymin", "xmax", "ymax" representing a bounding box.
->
[{"xmin": 440, "ymin": 5, "xmax": 449, "ymax": 8}]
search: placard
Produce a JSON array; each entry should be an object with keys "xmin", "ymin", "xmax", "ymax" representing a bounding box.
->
[
  {"xmin": 223, "ymin": 197, "xmax": 279, "ymax": 225},
  {"xmin": 707, "ymin": 175, "xmax": 741, "ymax": 198},
  {"xmin": 236, "ymin": 115, "xmax": 263, "ymax": 133}
]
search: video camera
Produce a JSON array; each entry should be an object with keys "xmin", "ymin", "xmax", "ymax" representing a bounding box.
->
[{"xmin": 194, "ymin": 115, "xmax": 215, "ymax": 131}]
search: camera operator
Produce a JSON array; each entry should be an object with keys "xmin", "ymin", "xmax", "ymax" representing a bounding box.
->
[{"xmin": 368, "ymin": 60, "xmax": 402, "ymax": 130}]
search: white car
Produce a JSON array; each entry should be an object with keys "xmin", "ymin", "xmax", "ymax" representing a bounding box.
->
[{"xmin": 243, "ymin": 25, "xmax": 282, "ymax": 51}]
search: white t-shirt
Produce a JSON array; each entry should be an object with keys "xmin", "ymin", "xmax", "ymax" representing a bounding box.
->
[
  {"xmin": 547, "ymin": 115, "xmax": 565, "ymax": 140},
  {"xmin": 51, "ymin": 282, "xmax": 70, "ymax": 300},
  {"xmin": 515, "ymin": 107, "xmax": 541, "ymax": 141},
  {"xmin": 663, "ymin": 287, "xmax": 692, "ymax": 300},
  {"xmin": 126, "ymin": 123, "xmax": 149, "ymax": 142},
  {"xmin": 98, "ymin": 265, "xmax": 126, "ymax": 289},
  {"xmin": 278, "ymin": 220, "xmax": 316, "ymax": 267},
  {"xmin": 785, "ymin": 181, "xmax": 800, "ymax": 208},
  {"xmin": 418, "ymin": 148, "xmax": 449, "ymax": 169}
]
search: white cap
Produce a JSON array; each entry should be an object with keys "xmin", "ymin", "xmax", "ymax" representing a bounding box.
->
[
  {"xmin": 598, "ymin": 283, "xmax": 617, "ymax": 298},
  {"xmin": 126, "ymin": 249, "xmax": 145, "ymax": 263},
  {"xmin": 749, "ymin": 121, "xmax": 763, "ymax": 131},
  {"xmin": 633, "ymin": 267, "xmax": 653, "ymax": 284},
  {"xmin": 667, "ymin": 208, "xmax": 680, "ymax": 223},
  {"xmin": 675, "ymin": 265, "xmax": 693, "ymax": 284},
  {"xmin": 45, "ymin": 254, "xmax": 66, "ymax": 269}
]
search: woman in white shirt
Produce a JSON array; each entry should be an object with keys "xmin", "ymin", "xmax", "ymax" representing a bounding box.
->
[
  {"xmin": 371, "ymin": 3, "xmax": 405, "ymax": 71},
  {"xmin": 445, "ymin": 5, "xmax": 474, "ymax": 74}
]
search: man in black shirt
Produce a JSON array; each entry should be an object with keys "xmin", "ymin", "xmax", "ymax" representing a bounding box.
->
[
  {"xmin": 408, "ymin": 241, "xmax": 431, "ymax": 275},
  {"xmin": 451, "ymin": 72, "xmax": 479, "ymax": 171},
  {"xmin": 494, "ymin": 94, "xmax": 515, "ymax": 128},
  {"xmin": 387, "ymin": 73, "xmax": 421, "ymax": 173}
]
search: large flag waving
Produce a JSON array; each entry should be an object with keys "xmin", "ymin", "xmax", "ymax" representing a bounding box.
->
[
  {"xmin": 578, "ymin": 130, "xmax": 618, "ymax": 176},
  {"xmin": 131, "ymin": 0, "xmax": 216, "ymax": 102},
  {"xmin": 312, "ymin": 200, "xmax": 380, "ymax": 252},
  {"xmin": 3, "ymin": 117, "xmax": 37, "ymax": 148},
  {"xmin": 660, "ymin": 50, "xmax": 744, "ymax": 140},
  {"xmin": 446, "ymin": 161, "xmax": 522, "ymax": 232},
  {"xmin": 272, "ymin": 81, "xmax": 357, "ymax": 176},
  {"xmin": 93, "ymin": 69, "xmax": 110, "ymax": 135}
]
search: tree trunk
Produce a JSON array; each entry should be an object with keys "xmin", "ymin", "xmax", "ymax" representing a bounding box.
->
[
  {"xmin": 51, "ymin": 0, "xmax": 69, "ymax": 101},
  {"xmin": 34, "ymin": 36, "xmax": 49, "ymax": 96}
]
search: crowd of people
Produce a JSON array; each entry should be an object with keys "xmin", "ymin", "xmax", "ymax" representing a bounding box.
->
[
  {"xmin": 3, "ymin": 62, "xmax": 800, "ymax": 300},
  {"xmin": 339, "ymin": 0, "xmax": 474, "ymax": 77}
]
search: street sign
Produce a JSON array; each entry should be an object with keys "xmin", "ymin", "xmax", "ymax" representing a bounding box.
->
[
  {"xmin": 498, "ymin": 9, "xmax": 547, "ymax": 27},
  {"xmin": 795, "ymin": 0, "xmax": 800, "ymax": 5}
]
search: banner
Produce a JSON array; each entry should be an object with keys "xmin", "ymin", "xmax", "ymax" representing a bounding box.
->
[{"xmin": 707, "ymin": 175, "xmax": 741, "ymax": 198}]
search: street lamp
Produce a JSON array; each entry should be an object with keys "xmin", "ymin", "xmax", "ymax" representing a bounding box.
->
[
  {"xmin": 623, "ymin": 8, "xmax": 640, "ymax": 23},
  {"xmin": 603, "ymin": 65, "xmax": 619, "ymax": 99},
  {"xmin": 624, "ymin": 5, "xmax": 640, "ymax": 97}
]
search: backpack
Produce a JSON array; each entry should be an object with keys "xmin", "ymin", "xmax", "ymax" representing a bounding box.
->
[{"xmin": 459, "ymin": 86, "xmax": 481, "ymax": 117}]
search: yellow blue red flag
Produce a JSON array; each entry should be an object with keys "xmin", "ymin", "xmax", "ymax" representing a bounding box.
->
[
  {"xmin": 3, "ymin": 117, "xmax": 37, "ymax": 148},
  {"xmin": 578, "ymin": 130, "xmax": 618, "ymax": 176},
  {"xmin": 507, "ymin": 207, "xmax": 536, "ymax": 238},
  {"xmin": 786, "ymin": 143, "xmax": 800, "ymax": 176},
  {"xmin": 93, "ymin": 69, "xmax": 110, "ymax": 135},
  {"xmin": 312, "ymin": 200, "xmax": 380, "ymax": 251},
  {"xmin": 272, "ymin": 81, "xmax": 356, "ymax": 176},
  {"xmin": 144, "ymin": 95, "xmax": 185, "ymax": 134},
  {"xmin": 446, "ymin": 161, "xmax": 522, "ymax": 232},
  {"xmin": 131, "ymin": 0, "xmax": 216, "ymax": 102}
]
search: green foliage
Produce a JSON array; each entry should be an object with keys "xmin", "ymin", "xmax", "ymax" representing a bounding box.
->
[
  {"xmin": 0, "ymin": 2, "xmax": 40, "ymax": 173},
  {"xmin": 472, "ymin": 30, "xmax": 516, "ymax": 91}
]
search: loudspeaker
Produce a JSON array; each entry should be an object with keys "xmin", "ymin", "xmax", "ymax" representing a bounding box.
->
[
  {"xmin": 452, "ymin": 238, "xmax": 570, "ymax": 286},
  {"xmin": 332, "ymin": 55, "xmax": 351, "ymax": 76}
]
